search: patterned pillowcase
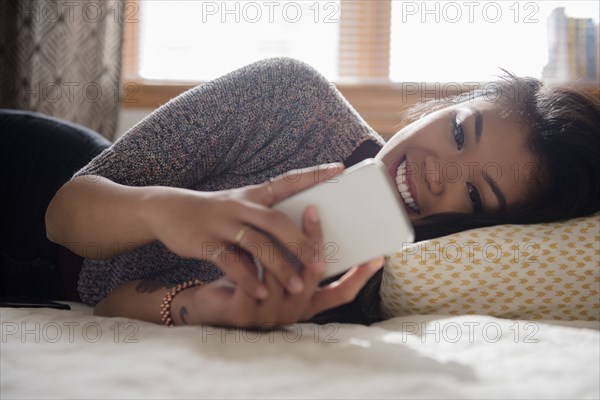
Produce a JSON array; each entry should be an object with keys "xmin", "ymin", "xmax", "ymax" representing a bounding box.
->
[{"xmin": 380, "ymin": 213, "xmax": 600, "ymax": 321}]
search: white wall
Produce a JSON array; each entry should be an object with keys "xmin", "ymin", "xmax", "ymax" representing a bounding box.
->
[{"xmin": 115, "ymin": 108, "xmax": 154, "ymax": 140}]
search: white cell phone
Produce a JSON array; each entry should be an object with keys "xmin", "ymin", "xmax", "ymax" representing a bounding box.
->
[{"xmin": 271, "ymin": 158, "xmax": 414, "ymax": 279}]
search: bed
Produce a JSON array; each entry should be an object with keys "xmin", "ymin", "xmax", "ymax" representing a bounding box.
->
[
  {"xmin": 1, "ymin": 302, "xmax": 598, "ymax": 399},
  {"xmin": 3, "ymin": 213, "xmax": 599, "ymax": 399}
]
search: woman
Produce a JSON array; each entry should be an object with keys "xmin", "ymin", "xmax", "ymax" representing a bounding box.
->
[{"xmin": 45, "ymin": 58, "xmax": 600, "ymax": 328}]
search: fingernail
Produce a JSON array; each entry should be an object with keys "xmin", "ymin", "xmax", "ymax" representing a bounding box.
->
[
  {"xmin": 255, "ymin": 285, "xmax": 268, "ymax": 299},
  {"xmin": 307, "ymin": 206, "xmax": 319, "ymax": 223},
  {"xmin": 288, "ymin": 275, "xmax": 304, "ymax": 293}
]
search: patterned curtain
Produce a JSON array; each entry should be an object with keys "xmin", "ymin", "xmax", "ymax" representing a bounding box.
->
[{"xmin": 0, "ymin": 0, "xmax": 124, "ymax": 141}]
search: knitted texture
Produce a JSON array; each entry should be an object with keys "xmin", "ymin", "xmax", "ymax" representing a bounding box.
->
[{"xmin": 73, "ymin": 58, "xmax": 385, "ymax": 305}]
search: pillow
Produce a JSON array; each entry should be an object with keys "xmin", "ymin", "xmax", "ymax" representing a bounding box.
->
[{"xmin": 380, "ymin": 213, "xmax": 600, "ymax": 321}]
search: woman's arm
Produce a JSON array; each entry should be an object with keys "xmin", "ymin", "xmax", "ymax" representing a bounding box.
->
[
  {"xmin": 94, "ymin": 207, "xmax": 385, "ymax": 328},
  {"xmin": 48, "ymin": 58, "xmax": 383, "ymax": 306},
  {"xmin": 92, "ymin": 202, "xmax": 328, "ymax": 326},
  {"xmin": 94, "ymin": 279, "xmax": 175, "ymax": 324},
  {"xmin": 95, "ymin": 259, "xmax": 383, "ymax": 328},
  {"xmin": 46, "ymin": 175, "xmax": 165, "ymax": 259},
  {"xmin": 68, "ymin": 58, "xmax": 350, "ymax": 191},
  {"xmin": 47, "ymin": 163, "xmax": 347, "ymax": 300}
]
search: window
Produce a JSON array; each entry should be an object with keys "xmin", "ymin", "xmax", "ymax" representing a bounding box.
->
[
  {"xmin": 138, "ymin": 1, "xmax": 340, "ymax": 81},
  {"xmin": 134, "ymin": 0, "xmax": 599, "ymax": 82},
  {"xmin": 123, "ymin": 0, "xmax": 599, "ymax": 137},
  {"xmin": 389, "ymin": 1, "xmax": 600, "ymax": 83}
]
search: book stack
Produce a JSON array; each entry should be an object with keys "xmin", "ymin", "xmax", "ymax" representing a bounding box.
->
[{"xmin": 542, "ymin": 7, "xmax": 599, "ymax": 84}]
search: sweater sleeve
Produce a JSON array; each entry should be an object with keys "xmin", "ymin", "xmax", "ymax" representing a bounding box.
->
[{"xmin": 73, "ymin": 57, "xmax": 383, "ymax": 188}]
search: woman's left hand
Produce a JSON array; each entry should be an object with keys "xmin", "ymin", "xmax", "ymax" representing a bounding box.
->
[
  {"xmin": 187, "ymin": 260, "xmax": 384, "ymax": 329},
  {"xmin": 173, "ymin": 206, "xmax": 385, "ymax": 328}
]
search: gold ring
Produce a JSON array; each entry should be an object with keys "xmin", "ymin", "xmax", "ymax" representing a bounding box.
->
[{"xmin": 235, "ymin": 225, "xmax": 252, "ymax": 246}]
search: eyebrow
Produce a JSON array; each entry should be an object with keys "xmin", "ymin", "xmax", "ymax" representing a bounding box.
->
[{"xmin": 483, "ymin": 171, "xmax": 507, "ymax": 211}]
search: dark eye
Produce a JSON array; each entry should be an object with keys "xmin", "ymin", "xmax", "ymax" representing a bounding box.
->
[
  {"xmin": 452, "ymin": 117, "xmax": 465, "ymax": 150},
  {"xmin": 467, "ymin": 182, "xmax": 483, "ymax": 213}
]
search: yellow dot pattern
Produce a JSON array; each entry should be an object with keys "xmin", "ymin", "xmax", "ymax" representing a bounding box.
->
[{"xmin": 380, "ymin": 213, "xmax": 600, "ymax": 321}]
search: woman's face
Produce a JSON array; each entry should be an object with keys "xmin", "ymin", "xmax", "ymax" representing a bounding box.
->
[{"xmin": 376, "ymin": 99, "xmax": 538, "ymax": 222}]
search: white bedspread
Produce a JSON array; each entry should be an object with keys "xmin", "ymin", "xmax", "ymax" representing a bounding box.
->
[{"xmin": 1, "ymin": 303, "xmax": 599, "ymax": 399}]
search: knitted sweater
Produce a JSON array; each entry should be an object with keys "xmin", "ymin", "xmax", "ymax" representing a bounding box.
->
[{"xmin": 74, "ymin": 58, "xmax": 385, "ymax": 306}]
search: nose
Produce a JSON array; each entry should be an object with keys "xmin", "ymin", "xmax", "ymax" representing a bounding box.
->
[{"xmin": 424, "ymin": 155, "xmax": 444, "ymax": 195}]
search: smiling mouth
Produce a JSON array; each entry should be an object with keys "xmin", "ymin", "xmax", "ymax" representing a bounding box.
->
[{"xmin": 394, "ymin": 158, "xmax": 420, "ymax": 213}]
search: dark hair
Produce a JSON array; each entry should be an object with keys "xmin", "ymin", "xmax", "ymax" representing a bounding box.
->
[{"xmin": 312, "ymin": 73, "xmax": 600, "ymax": 325}]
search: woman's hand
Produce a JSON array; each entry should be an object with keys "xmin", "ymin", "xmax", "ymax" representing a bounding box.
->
[
  {"xmin": 94, "ymin": 202, "xmax": 385, "ymax": 327},
  {"xmin": 180, "ymin": 258, "xmax": 385, "ymax": 328},
  {"xmin": 169, "ymin": 206, "xmax": 385, "ymax": 328},
  {"xmin": 142, "ymin": 163, "xmax": 345, "ymax": 300}
]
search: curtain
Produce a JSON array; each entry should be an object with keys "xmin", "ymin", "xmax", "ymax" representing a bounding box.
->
[{"xmin": 0, "ymin": 0, "xmax": 124, "ymax": 141}]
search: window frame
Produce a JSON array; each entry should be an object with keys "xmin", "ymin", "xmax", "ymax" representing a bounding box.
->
[{"xmin": 121, "ymin": 0, "xmax": 599, "ymax": 140}]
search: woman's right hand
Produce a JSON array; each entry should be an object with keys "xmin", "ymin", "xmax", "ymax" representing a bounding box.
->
[
  {"xmin": 141, "ymin": 163, "xmax": 345, "ymax": 300},
  {"xmin": 168, "ymin": 205, "xmax": 385, "ymax": 329},
  {"xmin": 93, "ymin": 200, "xmax": 385, "ymax": 327}
]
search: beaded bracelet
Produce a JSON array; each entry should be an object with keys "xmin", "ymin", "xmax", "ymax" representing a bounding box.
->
[{"xmin": 160, "ymin": 279, "xmax": 203, "ymax": 327}]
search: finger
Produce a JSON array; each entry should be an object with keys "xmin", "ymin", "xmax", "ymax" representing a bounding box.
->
[
  {"xmin": 271, "ymin": 162, "xmax": 345, "ymax": 205},
  {"xmin": 210, "ymin": 244, "xmax": 269, "ymax": 300},
  {"xmin": 233, "ymin": 202, "xmax": 315, "ymax": 272},
  {"xmin": 211, "ymin": 277, "xmax": 260, "ymax": 329},
  {"xmin": 233, "ymin": 225, "xmax": 306, "ymax": 295},
  {"xmin": 247, "ymin": 162, "xmax": 345, "ymax": 206},
  {"xmin": 299, "ymin": 205, "xmax": 326, "ymax": 285},
  {"xmin": 202, "ymin": 198, "xmax": 311, "ymax": 296},
  {"xmin": 189, "ymin": 279, "xmax": 237, "ymax": 327},
  {"xmin": 255, "ymin": 270, "xmax": 286, "ymax": 327},
  {"xmin": 236, "ymin": 201, "xmax": 331, "ymax": 287},
  {"xmin": 225, "ymin": 163, "xmax": 344, "ymax": 293},
  {"xmin": 304, "ymin": 257, "xmax": 385, "ymax": 318},
  {"xmin": 274, "ymin": 206, "xmax": 325, "ymax": 322},
  {"xmin": 240, "ymin": 204, "xmax": 326, "ymax": 300}
]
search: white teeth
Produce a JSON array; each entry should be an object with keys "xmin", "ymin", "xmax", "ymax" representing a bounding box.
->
[{"xmin": 395, "ymin": 159, "xmax": 420, "ymax": 213}]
